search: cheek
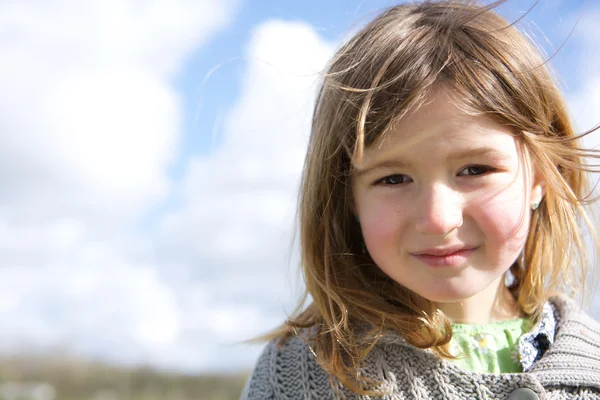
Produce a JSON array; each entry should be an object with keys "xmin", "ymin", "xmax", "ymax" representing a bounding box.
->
[
  {"xmin": 470, "ymin": 186, "xmax": 530, "ymax": 254},
  {"xmin": 357, "ymin": 196, "xmax": 409, "ymax": 255}
]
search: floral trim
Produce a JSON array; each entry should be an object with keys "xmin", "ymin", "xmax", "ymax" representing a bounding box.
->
[{"xmin": 516, "ymin": 301, "xmax": 558, "ymax": 371}]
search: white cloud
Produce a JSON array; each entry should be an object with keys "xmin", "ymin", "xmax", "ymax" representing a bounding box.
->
[
  {"xmin": 566, "ymin": 7, "xmax": 600, "ymax": 140},
  {"xmin": 567, "ymin": 7, "xmax": 600, "ymax": 318},
  {"xmin": 0, "ymin": 0, "xmax": 241, "ymax": 372},
  {"xmin": 156, "ymin": 20, "xmax": 334, "ymax": 371},
  {"xmin": 0, "ymin": 0, "xmax": 237, "ymax": 221},
  {"xmin": 158, "ymin": 20, "xmax": 334, "ymax": 272},
  {"xmin": 0, "ymin": 0, "xmax": 334, "ymax": 373},
  {"xmin": 0, "ymin": 242, "xmax": 180, "ymax": 356}
]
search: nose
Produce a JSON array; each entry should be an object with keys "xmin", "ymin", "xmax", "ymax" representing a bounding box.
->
[{"xmin": 415, "ymin": 183, "xmax": 464, "ymax": 236}]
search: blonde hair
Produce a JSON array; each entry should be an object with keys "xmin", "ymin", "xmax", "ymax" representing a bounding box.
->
[{"xmin": 263, "ymin": 0, "xmax": 600, "ymax": 394}]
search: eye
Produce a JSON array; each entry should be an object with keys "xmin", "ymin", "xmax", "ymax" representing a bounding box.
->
[
  {"xmin": 458, "ymin": 165, "xmax": 493, "ymax": 176},
  {"xmin": 376, "ymin": 174, "xmax": 412, "ymax": 185}
]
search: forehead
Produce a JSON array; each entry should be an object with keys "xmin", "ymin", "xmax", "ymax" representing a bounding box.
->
[{"xmin": 357, "ymin": 89, "xmax": 520, "ymax": 169}]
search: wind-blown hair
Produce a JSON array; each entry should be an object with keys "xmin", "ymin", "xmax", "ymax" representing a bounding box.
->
[{"xmin": 263, "ymin": 0, "xmax": 600, "ymax": 394}]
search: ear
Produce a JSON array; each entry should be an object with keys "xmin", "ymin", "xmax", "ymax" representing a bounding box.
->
[{"xmin": 530, "ymin": 174, "xmax": 545, "ymax": 208}]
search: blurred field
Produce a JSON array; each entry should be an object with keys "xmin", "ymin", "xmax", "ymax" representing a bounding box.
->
[{"xmin": 0, "ymin": 355, "xmax": 248, "ymax": 400}]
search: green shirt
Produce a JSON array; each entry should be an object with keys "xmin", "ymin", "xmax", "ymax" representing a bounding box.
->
[{"xmin": 449, "ymin": 318, "xmax": 530, "ymax": 373}]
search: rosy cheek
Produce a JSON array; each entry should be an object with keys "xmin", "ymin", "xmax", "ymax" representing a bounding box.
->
[
  {"xmin": 358, "ymin": 198, "xmax": 406, "ymax": 254},
  {"xmin": 470, "ymin": 192, "xmax": 529, "ymax": 253},
  {"xmin": 361, "ymin": 218, "xmax": 392, "ymax": 249}
]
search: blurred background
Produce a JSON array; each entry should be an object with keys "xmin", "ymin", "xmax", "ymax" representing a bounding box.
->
[{"xmin": 0, "ymin": 0, "xmax": 599, "ymax": 399}]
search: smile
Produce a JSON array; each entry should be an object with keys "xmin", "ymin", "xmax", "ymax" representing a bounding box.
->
[{"xmin": 410, "ymin": 247, "xmax": 477, "ymax": 267}]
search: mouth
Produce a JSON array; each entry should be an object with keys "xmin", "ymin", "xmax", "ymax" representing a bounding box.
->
[{"xmin": 410, "ymin": 246, "xmax": 478, "ymax": 267}]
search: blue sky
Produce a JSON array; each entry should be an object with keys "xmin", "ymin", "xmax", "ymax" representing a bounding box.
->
[{"xmin": 0, "ymin": 0, "xmax": 599, "ymax": 375}]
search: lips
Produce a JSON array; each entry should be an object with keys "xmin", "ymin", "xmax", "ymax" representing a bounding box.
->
[
  {"xmin": 410, "ymin": 245, "xmax": 477, "ymax": 267},
  {"xmin": 412, "ymin": 245, "xmax": 474, "ymax": 257}
]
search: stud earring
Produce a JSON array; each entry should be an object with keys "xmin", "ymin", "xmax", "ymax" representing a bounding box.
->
[{"xmin": 532, "ymin": 201, "xmax": 539, "ymax": 211}]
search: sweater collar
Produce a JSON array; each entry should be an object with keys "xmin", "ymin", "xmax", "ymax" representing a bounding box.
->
[
  {"xmin": 375, "ymin": 296, "xmax": 600, "ymax": 389},
  {"xmin": 528, "ymin": 296, "xmax": 600, "ymax": 388}
]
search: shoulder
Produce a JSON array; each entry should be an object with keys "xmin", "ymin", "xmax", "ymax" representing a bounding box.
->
[
  {"xmin": 551, "ymin": 295, "xmax": 600, "ymax": 335},
  {"xmin": 240, "ymin": 339, "xmax": 279, "ymax": 400},
  {"xmin": 529, "ymin": 295, "xmax": 600, "ymax": 386},
  {"xmin": 548, "ymin": 295, "xmax": 600, "ymax": 350},
  {"xmin": 241, "ymin": 334, "xmax": 336, "ymax": 400}
]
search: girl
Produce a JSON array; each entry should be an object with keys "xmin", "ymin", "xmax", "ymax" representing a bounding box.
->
[{"xmin": 242, "ymin": 1, "xmax": 600, "ymax": 399}]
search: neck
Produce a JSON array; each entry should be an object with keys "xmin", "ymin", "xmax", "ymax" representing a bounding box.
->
[{"xmin": 434, "ymin": 277, "xmax": 523, "ymax": 324}]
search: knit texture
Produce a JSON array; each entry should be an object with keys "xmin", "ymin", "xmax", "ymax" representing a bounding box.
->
[{"xmin": 241, "ymin": 296, "xmax": 600, "ymax": 399}]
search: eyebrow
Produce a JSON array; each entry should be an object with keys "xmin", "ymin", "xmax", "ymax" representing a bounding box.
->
[{"xmin": 354, "ymin": 147, "xmax": 509, "ymax": 178}]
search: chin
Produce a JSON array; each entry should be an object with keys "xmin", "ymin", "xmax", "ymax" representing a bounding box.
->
[{"xmin": 418, "ymin": 288, "xmax": 480, "ymax": 304}]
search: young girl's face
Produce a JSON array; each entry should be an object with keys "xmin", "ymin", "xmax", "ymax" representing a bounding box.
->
[{"xmin": 351, "ymin": 88, "xmax": 544, "ymax": 307}]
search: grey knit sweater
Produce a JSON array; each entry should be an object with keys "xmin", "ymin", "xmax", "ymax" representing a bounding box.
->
[{"xmin": 241, "ymin": 297, "xmax": 600, "ymax": 399}]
